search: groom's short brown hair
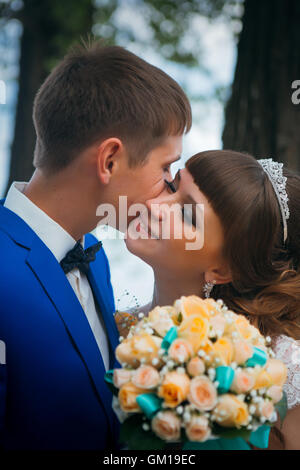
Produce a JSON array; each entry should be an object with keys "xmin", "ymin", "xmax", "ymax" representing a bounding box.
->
[{"xmin": 33, "ymin": 43, "xmax": 192, "ymax": 173}]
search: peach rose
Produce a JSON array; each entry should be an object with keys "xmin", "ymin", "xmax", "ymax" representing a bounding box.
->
[
  {"xmin": 148, "ymin": 307, "xmax": 175, "ymax": 337},
  {"xmin": 132, "ymin": 365, "xmax": 160, "ymax": 389},
  {"xmin": 254, "ymin": 400, "xmax": 275, "ymax": 420},
  {"xmin": 113, "ymin": 369, "xmax": 133, "ymax": 388},
  {"xmin": 168, "ymin": 338, "xmax": 194, "ymax": 364},
  {"xmin": 230, "ymin": 370, "xmax": 255, "ymax": 394},
  {"xmin": 118, "ymin": 382, "xmax": 145, "ymax": 413},
  {"xmin": 178, "ymin": 314, "xmax": 209, "ymax": 353},
  {"xmin": 233, "ymin": 340, "xmax": 254, "ymax": 365},
  {"xmin": 185, "ymin": 415, "xmax": 211, "ymax": 442},
  {"xmin": 210, "ymin": 314, "xmax": 226, "ymax": 337},
  {"xmin": 158, "ymin": 371, "xmax": 190, "ymax": 408},
  {"xmin": 213, "ymin": 394, "xmax": 249, "ymax": 427},
  {"xmin": 188, "ymin": 376, "xmax": 218, "ymax": 411},
  {"xmin": 187, "ymin": 357, "xmax": 205, "ymax": 376},
  {"xmin": 267, "ymin": 385, "xmax": 283, "ymax": 403},
  {"xmin": 210, "ymin": 337, "xmax": 234, "ymax": 366},
  {"xmin": 151, "ymin": 411, "xmax": 181, "ymax": 442},
  {"xmin": 116, "ymin": 333, "xmax": 162, "ymax": 367},
  {"xmin": 265, "ymin": 359, "xmax": 287, "ymax": 387}
]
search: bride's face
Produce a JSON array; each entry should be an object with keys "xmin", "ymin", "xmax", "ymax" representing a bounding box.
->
[{"xmin": 125, "ymin": 167, "xmax": 226, "ymax": 276}]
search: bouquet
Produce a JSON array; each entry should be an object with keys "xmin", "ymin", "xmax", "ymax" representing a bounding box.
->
[{"xmin": 106, "ymin": 296, "xmax": 288, "ymax": 450}]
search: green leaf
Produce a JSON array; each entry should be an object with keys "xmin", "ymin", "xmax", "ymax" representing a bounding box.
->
[
  {"xmin": 275, "ymin": 391, "xmax": 288, "ymax": 427},
  {"xmin": 177, "ymin": 312, "xmax": 183, "ymax": 323},
  {"xmin": 212, "ymin": 423, "xmax": 252, "ymax": 441},
  {"xmin": 120, "ymin": 415, "xmax": 166, "ymax": 450}
]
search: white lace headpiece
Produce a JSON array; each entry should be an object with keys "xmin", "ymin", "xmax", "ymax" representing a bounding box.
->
[{"xmin": 258, "ymin": 158, "xmax": 290, "ymax": 243}]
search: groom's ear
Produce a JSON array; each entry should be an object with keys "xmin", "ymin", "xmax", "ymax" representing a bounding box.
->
[{"xmin": 96, "ymin": 137, "xmax": 125, "ymax": 184}]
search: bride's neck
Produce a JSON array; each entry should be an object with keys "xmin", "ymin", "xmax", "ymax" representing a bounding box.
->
[{"xmin": 152, "ymin": 269, "xmax": 205, "ymax": 307}]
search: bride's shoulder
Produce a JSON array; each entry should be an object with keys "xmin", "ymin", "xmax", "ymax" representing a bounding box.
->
[{"xmin": 272, "ymin": 334, "xmax": 300, "ymax": 410}]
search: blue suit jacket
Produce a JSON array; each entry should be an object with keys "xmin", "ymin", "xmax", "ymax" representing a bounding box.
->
[{"xmin": 0, "ymin": 201, "xmax": 120, "ymax": 450}]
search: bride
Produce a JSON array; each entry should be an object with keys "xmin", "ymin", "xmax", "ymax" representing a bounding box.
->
[{"xmin": 123, "ymin": 149, "xmax": 300, "ymax": 450}]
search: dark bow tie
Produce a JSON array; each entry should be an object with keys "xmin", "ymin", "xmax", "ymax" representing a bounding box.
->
[{"xmin": 60, "ymin": 240, "xmax": 102, "ymax": 275}]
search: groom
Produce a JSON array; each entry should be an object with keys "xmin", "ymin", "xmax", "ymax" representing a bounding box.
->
[{"xmin": 0, "ymin": 43, "xmax": 191, "ymax": 450}]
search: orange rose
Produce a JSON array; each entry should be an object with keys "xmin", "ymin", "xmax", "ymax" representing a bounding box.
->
[
  {"xmin": 158, "ymin": 371, "xmax": 190, "ymax": 408},
  {"xmin": 118, "ymin": 382, "xmax": 145, "ymax": 412},
  {"xmin": 213, "ymin": 394, "xmax": 249, "ymax": 427},
  {"xmin": 210, "ymin": 337, "xmax": 234, "ymax": 366},
  {"xmin": 174, "ymin": 296, "xmax": 211, "ymax": 321},
  {"xmin": 233, "ymin": 340, "xmax": 253, "ymax": 365},
  {"xmin": 178, "ymin": 314, "xmax": 209, "ymax": 353}
]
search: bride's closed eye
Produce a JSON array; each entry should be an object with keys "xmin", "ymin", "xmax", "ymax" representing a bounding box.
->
[{"xmin": 164, "ymin": 169, "xmax": 181, "ymax": 194}]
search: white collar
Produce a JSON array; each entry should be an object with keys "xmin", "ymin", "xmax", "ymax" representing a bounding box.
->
[{"xmin": 4, "ymin": 182, "xmax": 81, "ymax": 262}]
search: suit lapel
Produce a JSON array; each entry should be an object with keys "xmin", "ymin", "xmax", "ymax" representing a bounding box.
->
[{"xmin": 85, "ymin": 250, "xmax": 120, "ymax": 369}]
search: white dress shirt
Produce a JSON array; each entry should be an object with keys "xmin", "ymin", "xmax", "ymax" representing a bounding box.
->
[{"xmin": 4, "ymin": 182, "xmax": 110, "ymax": 371}]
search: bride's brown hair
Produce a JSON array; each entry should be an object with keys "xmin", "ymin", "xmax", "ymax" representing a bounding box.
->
[{"xmin": 186, "ymin": 150, "xmax": 300, "ymax": 340}]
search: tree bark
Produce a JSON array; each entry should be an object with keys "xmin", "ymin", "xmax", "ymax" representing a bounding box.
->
[{"xmin": 222, "ymin": 0, "xmax": 300, "ymax": 172}]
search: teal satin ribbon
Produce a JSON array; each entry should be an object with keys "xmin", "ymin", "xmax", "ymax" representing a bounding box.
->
[
  {"xmin": 215, "ymin": 366, "xmax": 235, "ymax": 394},
  {"xmin": 136, "ymin": 393, "xmax": 163, "ymax": 419},
  {"xmin": 104, "ymin": 369, "xmax": 114, "ymax": 385},
  {"xmin": 184, "ymin": 425, "xmax": 270, "ymax": 450},
  {"xmin": 246, "ymin": 347, "xmax": 268, "ymax": 367},
  {"xmin": 248, "ymin": 425, "xmax": 270, "ymax": 448},
  {"xmin": 161, "ymin": 326, "xmax": 178, "ymax": 351}
]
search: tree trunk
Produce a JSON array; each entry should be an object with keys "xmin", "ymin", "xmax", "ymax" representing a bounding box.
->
[
  {"xmin": 222, "ymin": 0, "xmax": 300, "ymax": 172},
  {"xmin": 5, "ymin": 25, "xmax": 46, "ymax": 192},
  {"xmin": 5, "ymin": 0, "xmax": 94, "ymax": 194}
]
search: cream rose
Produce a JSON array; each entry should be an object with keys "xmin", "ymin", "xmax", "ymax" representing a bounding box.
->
[
  {"xmin": 132, "ymin": 365, "xmax": 160, "ymax": 389},
  {"xmin": 168, "ymin": 338, "xmax": 194, "ymax": 364},
  {"xmin": 267, "ymin": 385, "xmax": 283, "ymax": 403},
  {"xmin": 187, "ymin": 357, "xmax": 205, "ymax": 376},
  {"xmin": 148, "ymin": 307, "xmax": 175, "ymax": 337},
  {"xmin": 213, "ymin": 394, "xmax": 249, "ymax": 427},
  {"xmin": 210, "ymin": 314, "xmax": 226, "ymax": 337},
  {"xmin": 188, "ymin": 376, "xmax": 217, "ymax": 411},
  {"xmin": 265, "ymin": 359, "xmax": 287, "ymax": 387},
  {"xmin": 185, "ymin": 415, "xmax": 211, "ymax": 442},
  {"xmin": 113, "ymin": 369, "xmax": 133, "ymax": 388},
  {"xmin": 230, "ymin": 370, "xmax": 255, "ymax": 394},
  {"xmin": 158, "ymin": 371, "xmax": 190, "ymax": 408},
  {"xmin": 118, "ymin": 382, "xmax": 145, "ymax": 413},
  {"xmin": 151, "ymin": 411, "xmax": 181, "ymax": 442}
]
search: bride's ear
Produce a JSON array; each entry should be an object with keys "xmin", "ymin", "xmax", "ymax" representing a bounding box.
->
[{"xmin": 204, "ymin": 264, "xmax": 232, "ymax": 286}]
